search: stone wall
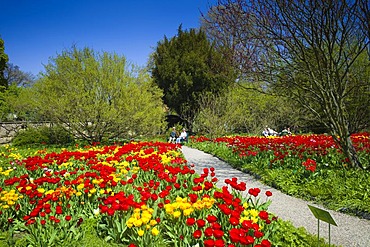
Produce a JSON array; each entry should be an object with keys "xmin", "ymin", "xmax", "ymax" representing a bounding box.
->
[{"xmin": 0, "ymin": 122, "xmax": 51, "ymax": 144}]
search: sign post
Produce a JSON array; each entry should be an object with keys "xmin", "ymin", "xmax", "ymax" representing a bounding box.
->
[{"xmin": 308, "ymin": 204, "xmax": 338, "ymax": 246}]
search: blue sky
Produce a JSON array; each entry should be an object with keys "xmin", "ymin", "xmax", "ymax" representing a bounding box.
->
[{"xmin": 0, "ymin": 0, "xmax": 215, "ymax": 76}]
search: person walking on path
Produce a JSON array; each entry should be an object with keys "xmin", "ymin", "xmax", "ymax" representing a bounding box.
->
[{"xmin": 181, "ymin": 146, "xmax": 370, "ymax": 247}]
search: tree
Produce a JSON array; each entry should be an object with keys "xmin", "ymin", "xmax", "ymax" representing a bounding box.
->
[
  {"xmin": 193, "ymin": 81, "xmax": 300, "ymax": 137},
  {"xmin": 31, "ymin": 47, "xmax": 165, "ymax": 143},
  {"xmin": 0, "ymin": 64, "xmax": 36, "ymax": 121},
  {"xmin": 0, "ymin": 38, "xmax": 9, "ymax": 89},
  {"xmin": 201, "ymin": 2, "xmax": 262, "ymax": 79},
  {"xmin": 150, "ymin": 26, "xmax": 236, "ymax": 128},
  {"xmin": 343, "ymin": 51, "xmax": 370, "ymax": 133},
  {"xmin": 203, "ymin": 0, "xmax": 370, "ymax": 169},
  {"xmin": 4, "ymin": 63, "xmax": 35, "ymax": 87}
]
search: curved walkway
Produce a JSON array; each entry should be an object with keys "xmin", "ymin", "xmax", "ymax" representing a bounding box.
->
[{"xmin": 181, "ymin": 146, "xmax": 370, "ymax": 247}]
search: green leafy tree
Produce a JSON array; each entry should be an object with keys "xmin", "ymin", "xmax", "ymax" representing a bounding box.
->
[
  {"xmin": 150, "ymin": 26, "xmax": 236, "ymax": 128},
  {"xmin": 0, "ymin": 84, "xmax": 22, "ymax": 121},
  {"xmin": 4, "ymin": 84, "xmax": 51, "ymax": 122},
  {"xmin": 194, "ymin": 82, "xmax": 300, "ymax": 137},
  {"xmin": 0, "ymin": 38, "xmax": 9, "ymax": 89},
  {"xmin": 0, "ymin": 64, "xmax": 36, "ymax": 121},
  {"xmin": 31, "ymin": 47, "xmax": 165, "ymax": 143},
  {"xmin": 344, "ymin": 51, "xmax": 370, "ymax": 133}
]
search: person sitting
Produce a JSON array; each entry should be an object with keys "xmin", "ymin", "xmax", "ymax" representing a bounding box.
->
[
  {"xmin": 263, "ymin": 126, "xmax": 278, "ymax": 137},
  {"xmin": 267, "ymin": 127, "xmax": 278, "ymax": 136},
  {"xmin": 280, "ymin": 127, "xmax": 292, "ymax": 136},
  {"xmin": 168, "ymin": 127, "xmax": 177, "ymax": 143},
  {"xmin": 176, "ymin": 128, "xmax": 187, "ymax": 144},
  {"xmin": 262, "ymin": 127, "xmax": 269, "ymax": 137}
]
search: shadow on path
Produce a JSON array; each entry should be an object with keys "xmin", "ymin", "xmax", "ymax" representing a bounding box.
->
[{"xmin": 181, "ymin": 146, "xmax": 370, "ymax": 247}]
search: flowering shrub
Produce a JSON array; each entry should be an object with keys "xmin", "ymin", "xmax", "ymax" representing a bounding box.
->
[{"xmin": 0, "ymin": 142, "xmax": 276, "ymax": 246}]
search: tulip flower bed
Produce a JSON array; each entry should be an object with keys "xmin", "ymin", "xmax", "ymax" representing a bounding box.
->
[
  {"xmin": 189, "ymin": 133, "xmax": 370, "ymax": 218},
  {"xmin": 0, "ymin": 142, "xmax": 277, "ymax": 247}
]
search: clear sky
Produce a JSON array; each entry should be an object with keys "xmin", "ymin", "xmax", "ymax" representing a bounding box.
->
[{"xmin": 0, "ymin": 0, "xmax": 215, "ymax": 76}]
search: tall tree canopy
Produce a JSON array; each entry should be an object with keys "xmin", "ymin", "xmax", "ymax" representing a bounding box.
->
[
  {"xmin": 150, "ymin": 26, "xmax": 236, "ymax": 128},
  {"xmin": 203, "ymin": 0, "xmax": 370, "ymax": 169},
  {"xmin": 31, "ymin": 47, "xmax": 165, "ymax": 143},
  {"xmin": 0, "ymin": 38, "xmax": 9, "ymax": 89}
]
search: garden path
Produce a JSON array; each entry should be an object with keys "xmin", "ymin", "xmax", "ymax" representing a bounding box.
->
[{"xmin": 181, "ymin": 146, "xmax": 370, "ymax": 247}]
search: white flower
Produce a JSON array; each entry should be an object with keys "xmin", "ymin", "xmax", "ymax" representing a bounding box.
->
[{"xmin": 93, "ymin": 208, "xmax": 100, "ymax": 216}]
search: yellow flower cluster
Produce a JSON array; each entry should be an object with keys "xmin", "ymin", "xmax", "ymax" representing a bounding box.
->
[
  {"xmin": 137, "ymin": 227, "xmax": 159, "ymax": 237},
  {"xmin": 75, "ymin": 183, "xmax": 107, "ymax": 197},
  {"xmin": 136, "ymin": 149, "xmax": 157, "ymax": 159},
  {"xmin": 160, "ymin": 150, "xmax": 182, "ymax": 164},
  {"xmin": 164, "ymin": 196, "xmax": 215, "ymax": 218},
  {"xmin": 0, "ymin": 167, "xmax": 13, "ymax": 176},
  {"xmin": 192, "ymin": 197, "xmax": 215, "ymax": 210},
  {"xmin": 8, "ymin": 152, "xmax": 23, "ymax": 160},
  {"xmin": 240, "ymin": 208, "xmax": 259, "ymax": 224},
  {"xmin": 126, "ymin": 205, "xmax": 157, "ymax": 229},
  {"xmin": 57, "ymin": 162, "xmax": 74, "ymax": 169},
  {"xmin": 116, "ymin": 161, "xmax": 130, "ymax": 175},
  {"xmin": 0, "ymin": 190, "xmax": 23, "ymax": 209},
  {"xmin": 92, "ymin": 178, "xmax": 104, "ymax": 185},
  {"xmin": 160, "ymin": 154, "xmax": 172, "ymax": 164}
]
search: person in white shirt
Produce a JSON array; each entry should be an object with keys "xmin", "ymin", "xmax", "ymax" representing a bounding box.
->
[
  {"xmin": 176, "ymin": 128, "xmax": 187, "ymax": 144},
  {"xmin": 267, "ymin": 127, "xmax": 278, "ymax": 136}
]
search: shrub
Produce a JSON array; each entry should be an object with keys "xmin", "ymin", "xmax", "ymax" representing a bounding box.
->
[{"xmin": 12, "ymin": 125, "xmax": 73, "ymax": 146}]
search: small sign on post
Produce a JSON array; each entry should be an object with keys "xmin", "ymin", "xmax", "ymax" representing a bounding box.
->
[{"xmin": 308, "ymin": 204, "xmax": 338, "ymax": 246}]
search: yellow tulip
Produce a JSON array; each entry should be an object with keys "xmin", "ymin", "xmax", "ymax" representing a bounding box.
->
[
  {"xmin": 133, "ymin": 219, "xmax": 143, "ymax": 227},
  {"xmin": 173, "ymin": 211, "xmax": 181, "ymax": 218},
  {"xmin": 137, "ymin": 229, "xmax": 144, "ymax": 236},
  {"xmin": 151, "ymin": 227, "xmax": 159, "ymax": 236}
]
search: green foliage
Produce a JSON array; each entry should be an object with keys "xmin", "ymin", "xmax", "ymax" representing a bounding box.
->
[
  {"xmin": 270, "ymin": 220, "xmax": 335, "ymax": 247},
  {"xmin": 0, "ymin": 38, "xmax": 9, "ymax": 89},
  {"xmin": 343, "ymin": 51, "xmax": 370, "ymax": 133},
  {"xmin": 193, "ymin": 82, "xmax": 301, "ymax": 137},
  {"xmin": 31, "ymin": 46, "xmax": 165, "ymax": 143},
  {"xmin": 12, "ymin": 125, "xmax": 73, "ymax": 146},
  {"xmin": 0, "ymin": 219, "xmax": 125, "ymax": 247},
  {"xmin": 150, "ymin": 26, "xmax": 236, "ymax": 125},
  {"xmin": 0, "ymin": 85, "xmax": 37, "ymax": 121}
]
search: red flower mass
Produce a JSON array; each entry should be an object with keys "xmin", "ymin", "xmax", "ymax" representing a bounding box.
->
[{"xmin": 0, "ymin": 141, "xmax": 280, "ymax": 246}]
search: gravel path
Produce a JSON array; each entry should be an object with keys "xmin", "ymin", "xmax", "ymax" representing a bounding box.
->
[{"xmin": 181, "ymin": 146, "xmax": 370, "ymax": 247}]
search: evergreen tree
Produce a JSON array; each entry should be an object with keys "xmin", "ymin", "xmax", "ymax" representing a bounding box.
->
[{"xmin": 150, "ymin": 26, "xmax": 236, "ymax": 128}]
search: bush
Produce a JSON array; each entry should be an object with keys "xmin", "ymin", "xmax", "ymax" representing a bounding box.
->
[{"xmin": 12, "ymin": 125, "xmax": 73, "ymax": 146}]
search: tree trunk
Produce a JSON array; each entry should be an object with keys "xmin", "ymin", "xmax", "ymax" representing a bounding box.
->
[
  {"xmin": 341, "ymin": 136, "xmax": 363, "ymax": 169},
  {"xmin": 331, "ymin": 127, "xmax": 363, "ymax": 169}
]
